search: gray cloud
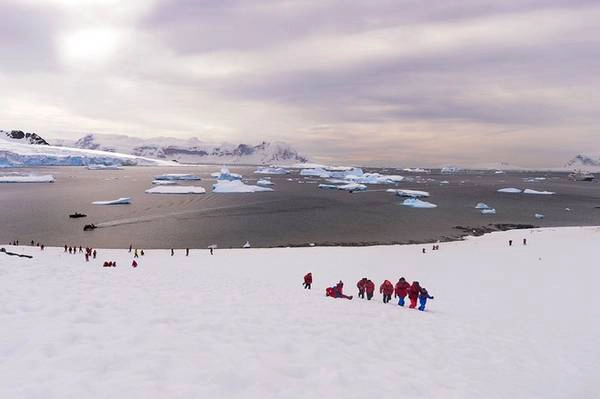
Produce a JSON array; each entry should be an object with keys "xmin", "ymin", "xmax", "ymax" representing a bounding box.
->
[{"xmin": 1, "ymin": 0, "xmax": 600, "ymax": 167}]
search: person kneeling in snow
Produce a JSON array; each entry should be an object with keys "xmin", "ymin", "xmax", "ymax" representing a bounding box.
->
[
  {"xmin": 380, "ymin": 280, "xmax": 394, "ymax": 303},
  {"xmin": 418, "ymin": 287, "xmax": 434, "ymax": 311},
  {"xmin": 325, "ymin": 281, "xmax": 353, "ymax": 300},
  {"xmin": 408, "ymin": 281, "xmax": 422, "ymax": 309},
  {"xmin": 395, "ymin": 277, "xmax": 411, "ymax": 306},
  {"xmin": 365, "ymin": 279, "xmax": 375, "ymax": 300},
  {"xmin": 303, "ymin": 272, "xmax": 312, "ymax": 289}
]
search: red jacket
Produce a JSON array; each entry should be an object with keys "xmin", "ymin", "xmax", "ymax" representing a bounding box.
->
[
  {"xmin": 408, "ymin": 282, "xmax": 422, "ymax": 300},
  {"xmin": 380, "ymin": 280, "xmax": 394, "ymax": 295},
  {"xmin": 395, "ymin": 280, "xmax": 410, "ymax": 297},
  {"xmin": 304, "ymin": 273, "xmax": 312, "ymax": 284},
  {"xmin": 357, "ymin": 278, "xmax": 367, "ymax": 291},
  {"xmin": 365, "ymin": 280, "xmax": 375, "ymax": 294}
]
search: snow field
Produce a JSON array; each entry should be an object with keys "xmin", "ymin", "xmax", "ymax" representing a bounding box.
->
[{"xmin": 1, "ymin": 227, "xmax": 599, "ymax": 398}]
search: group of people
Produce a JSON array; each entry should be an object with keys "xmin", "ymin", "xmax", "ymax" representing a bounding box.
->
[
  {"xmin": 304, "ymin": 273, "xmax": 434, "ymax": 311},
  {"xmin": 8, "ymin": 240, "xmax": 46, "ymax": 250}
]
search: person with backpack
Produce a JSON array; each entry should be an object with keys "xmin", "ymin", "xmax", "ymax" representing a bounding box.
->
[
  {"xmin": 365, "ymin": 279, "xmax": 375, "ymax": 300},
  {"xmin": 357, "ymin": 278, "xmax": 368, "ymax": 299},
  {"xmin": 394, "ymin": 277, "xmax": 411, "ymax": 306},
  {"xmin": 408, "ymin": 281, "xmax": 422, "ymax": 309},
  {"xmin": 303, "ymin": 272, "xmax": 312, "ymax": 289},
  {"xmin": 380, "ymin": 280, "xmax": 394, "ymax": 303}
]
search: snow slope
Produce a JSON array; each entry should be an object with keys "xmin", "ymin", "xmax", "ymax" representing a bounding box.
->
[
  {"xmin": 0, "ymin": 136, "xmax": 175, "ymax": 167},
  {"xmin": 0, "ymin": 227, "xmax": 598, "ymax": 398}
]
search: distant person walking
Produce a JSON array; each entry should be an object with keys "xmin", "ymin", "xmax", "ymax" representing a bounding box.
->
[
  {"xmin": 418, "ymin": 287, "xmax": 434, "ymax": 311},
  {"xmin": 509, "ymin": 240, "xmax": 513, "ymax": 246},
  {"xmin": 129, "ymin": 244, "xmax": 132, "ymax": 253},
  {"xmin": 303, "ymin": 272, "xmax": 312, "ymax": 289},
  {"xmin": 357, "ymin": 278, "xmax": 367, "ymax": 299},
  {"xmin": 171, "ymin": 249, "xmax": 174, "ymax": 256},
  {"xmin": 186, "ymin": 248, "xmax": 190, "ymax": 256},
  {"xmin": 134, "ymin": 249, "xmax": 139, "ymax": 258},
  {"xmin": 365, "ymin": 279, "xmax": 375, "ymax": 300},
  {"xmin": 380, "ymin": 280, "xmax": 394, "ymax": 303},
  {"xmin": 395, "ymin": 277, "xmax": 411, "ymax": 306},
  {"xmin": 210, "ymin": 247, "xmax": 214, "ymax": 255},
  {"xmin": 408, "ymin": 281, "xmax": 422, "ymax": 309},
  {"xmin": 523, "ymin": 238, "xmax": 527, "ymax": 245},
  {"xmin": 132, "ymin": 260, "xmax": 138, "ymax": 268}
]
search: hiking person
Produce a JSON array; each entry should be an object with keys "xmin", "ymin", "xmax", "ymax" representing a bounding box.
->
[
  {"xmin": 509, "ymin": 240, "xmax": 513, "ymax": 246},
  {"xmin": 357, "ymin": 278, "xmax": 367, "ymax": 299},
  {"xmin": 365, "ymin": 279, "xmax": 375, "ymax": 300},
  {"xmin": 408, "ymin": 281, "xmax": 422, "ymax": 309},
  {"xmin": 85, "ymin": 253, "xmax": 89, "ymax": 262},
  {"xmin": 210, "ymin": 247, "xmax": 214, "ymax": 255},
  {"xmin": 140, "ymin": 250, "xmax": 145, "ymax": 256},
  {"xmin": 129, "ymin": 244, "xmax": 132, "ymax": 253},
  {"xmin": 186, "ymin": 248, "xmax": 190, "ymax": 256},
  {"xmin": 134, "ymin": 249, "xmax": 139, "ymax": 258},
  {"xmin": 92, "ymin": 250, "xmax": 97, "ymax": 259},
  {"xmin": 380, "ymin": 280, "xmax": 394, "ymax": 303},
  {"xmin": 171, "ymin": 249, "xmax": 174, "ymax": 256},
  {"xmin": 394, "ymin": 277, "xmax": 411, "ymax": 306},
  {"xmin": 422, "ymin": 248, "xmax": 426, "ymax": 254},
  {"xmin": 418, "ymin": 287, "xmax": 434, "ymax": 311},
  {"xmin": 132, "ymin": 260, "xmax": 138, "ymax": 268},
  {"xmin": 64, "ymin": 245, "xmax": 68, "ymax": 252},
  {"xmin": 103, "ymin": 261, "xmax": 109, "ymax": 267},
  {"xmin": 523, "ymin": 238, "xmax": 527, "ymax": 245},
  {"xmin": 326, "ymin": 281, "xmax": 352, "ymax": 300},
  {"xmin": 303, "ymin": 272, "xmax": 312, "ymax": 289}
]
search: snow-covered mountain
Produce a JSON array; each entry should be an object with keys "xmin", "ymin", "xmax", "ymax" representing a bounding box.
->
[
  {"xmin": 54, "ymin": 134, "xmax": 308, "ymax": 165},
  {"xmin": 565, "ymin": 154, "xmax": 600, "ymax": 171},
  {"xmin": 2, "ymin": 130, "xmax": 49, "ymax": 145}
]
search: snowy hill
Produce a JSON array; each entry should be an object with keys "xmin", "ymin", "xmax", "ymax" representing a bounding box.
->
[
  {"xmin": 55, "ymin": 134, "xmax": 308, "ymax": 165},
  {"xmin": 565, "ymin": 154, "xmax": 600, "ymax": 171},
  {"xmin": 0, "ymin": 135, "xmax": 175, "ymax": 167},
  {"xmin": 1, "ymin": 130, "xmax": 49, "ymax": 145}
]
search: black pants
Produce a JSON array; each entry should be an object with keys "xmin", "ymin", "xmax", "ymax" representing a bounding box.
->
[
  {"xmin": 358, "ymin": 290, "xmax": 365, "ymax": 298},
  {"xmin": 303, "ymin": 283, "xmax": 311, "ymax": 289},
  {"xmin": 383, "ymin": 294, "xmax": 391, "ymax": 303},
  {"xmin": 367, "ymin": 292, "xmax": 373, "ymax": 300}
]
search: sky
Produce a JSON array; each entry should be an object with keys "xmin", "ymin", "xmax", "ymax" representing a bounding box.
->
[{"xmin": 1, "ymin": 0, "xmax": 599, "ymax": 167}]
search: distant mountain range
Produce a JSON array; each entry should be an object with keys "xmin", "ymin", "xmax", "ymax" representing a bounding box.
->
[
  {"xmin": 54, "ymin": 133, "xmax": 308, "ymax": 165},
  {"xmin": 2, "ymin": 130, "xmax": 49, "ymax": 145}
]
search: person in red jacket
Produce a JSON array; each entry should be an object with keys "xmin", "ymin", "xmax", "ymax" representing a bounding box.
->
[
  {"xmin": 132, "ymin": 260, "xmax": 138, "ymax": 268},
  {"xmin": 357, "ymin": 277, "xmax": 367, "ymax": 299},
  {"xmin": 365, "ymin": 279, "xmax": 375, "ymax": 300},
  {"xmin": 326, "ymin": 280, "xmax": 353, "ymax": 299},
  {"xmin": 380, "ymin": 280, "xmax": 394, "ymax": 303},
  {"xmin": 408, "ymin": 281, "xmax": 422, "ymax": 309},
  {"xmin": 394, "ymin": 277, "xmax": 411, "ymax": 306},
  {"xmin": 303, "ymin": 272, "xmax": 312, "ymax": 289}
]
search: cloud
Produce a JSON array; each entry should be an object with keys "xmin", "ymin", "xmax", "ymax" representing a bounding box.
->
[{"xmin": 1, "ymin": 0, "xmax": 600, "ymax": 167}]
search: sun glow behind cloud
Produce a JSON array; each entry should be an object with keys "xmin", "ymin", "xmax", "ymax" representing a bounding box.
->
[{"xmin": 59, "ymin": 28, "xmax": 122, "ymax": 67}]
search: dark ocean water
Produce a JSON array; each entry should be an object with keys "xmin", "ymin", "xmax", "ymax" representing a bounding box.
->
[{"xmin": 1, "ymin": 166, "xmax": 599, "ymax": 248}]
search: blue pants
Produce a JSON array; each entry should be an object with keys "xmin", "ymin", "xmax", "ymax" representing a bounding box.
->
[
  {"xmin": 398, "ymin": 296, "xmax": 405, "ymax": 306},
  {"xmin": 418, "ymin": 297, "xmax": 427, "ymax": 311}
]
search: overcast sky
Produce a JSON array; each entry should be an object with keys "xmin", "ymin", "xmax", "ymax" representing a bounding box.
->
[{"xmin": 1, "ymin": 0, "xmax": 599, "ymax": 167}]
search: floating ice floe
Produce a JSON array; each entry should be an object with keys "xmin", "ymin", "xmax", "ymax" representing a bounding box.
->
[
  {"xmin": 256, "ymin": 179, "xmax": 274, "ymax": 186},
  {"xmin": 523, "ymin": 189, "xmax": 555, "ymax": 195},
  {"xmin": 318, "ymin": 184, "xmax": 339, "ymax": 190},
  {"xmin": 145, "ymin": 186, "xmax": 206, "ymax": 194},
  {"xmin": 565, "ymin": 208, "xmax": 571, "ymax": 211},
  {"xmin": 337, "ymin": 183, "xmax": 367, "ymax": 192},
  {"xmin": 242, "ymin": 241, "xmax": 251, "ymax": 248},
  {"xmin": 300, "ymin": 168, "xmax": 330, "ymax": 178},
  {"xmin": 441, "ymin": 166, "xmax": 461, "ymax": 174},
  {"xmin": 494, "ymin": 170, "xmax": 505, "ymax": 174},
  {"xmin": 211, "ymin": 167, "xmax": 242, "ymax": 181},
  {"xmin": 254, "ymin": 167, "xmax": 289, "ymax": 175},
  {"xmin": 0, "ymin": 174, "xmax": 55, "ymax": 183},
  {"xmin": 535, "ymin": 213, "xmax": 545, "ymax": 219},
  {"xmin": 402, "ymin": 198, "xmax": 437, "ymax": 208},
  {"xmin": 87, "ymin": 164, "xmax": 123, "ymax": 170},
  {"xmin": 212, "ymin": 180, "xmax": 273, "ymax": 193},
  {"xmin": 92, "ymin": 197, "xmax": 131, "ymax": 205},
  {"xmin": 480, "ymin": 208, "xmax": 497, "ymax": 215},
  {"xmin": 475, "ymin": 203, "xmax": 490, "ymax": 209},
  {"xmin": 403, "ymin": 168, "xmax": 430, "ymax": 173},
  {"xmin": 387, "ymin": 189, "xmax": 430, "ymax": 198},
  {"xmin": 300, "ymin": 167, "xmax": 364, "ymax": 179},
  {"xmin": 497, "ymin": 188, "xmax": 522, "ymax": 193},
  {"xmin": 440, "ymin": 180, "xmax": 449, "ymax": 184},
  {"xmin": 346, "ymin": 173, "xmax": 404, "ymax": 184},
  {"xmin": 154, "ymin": 173, "xmax": 201, "ymax": 181},
  {"xmin": 151, "ymin": 180, "xmax": 177, "ymax": 185}
]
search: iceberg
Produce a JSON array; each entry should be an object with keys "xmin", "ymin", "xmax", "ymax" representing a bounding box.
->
[
  {"xmin": 256, "ymin": 179, "xmax": 274, "ymax": 186},
  {"xmin": 212, "ymin": 180, "xmax": 273, "ymax": 193},
  {"xmin": 480, "ymin": 208, "xmax": 497, "ymax": 215},
  {"xmin": 211, "ymin": 167, "xmax": 242, "ymax": 181},
  {"xmin": 87, "ymin": 164, "xmax": 123, "ymax": 170},
  {"xmin": 475, "ymin": 203, "xmax": 490, "ymax": 209},
  {"xmin": 92, "ymin": 197, "xmax": 131, "ymax": 205},
  {"xmin": 0, "ymin": 174, "xmax": 55, "ymax": 183},
  {"xmin": 337, "ymin": 183, "xmax": 367, "ymax": 192},
  {"xmin": 497, "ymin": 188, "xmax": 522, "ymax": 193},
  {"xmin": 318, "ymin": 184, "xmax": 339, "ymax": 190},
  {"xmin": 388, "ymin": 189, "xmax": 430, "ymax": 198},
  {"xmin": 154, "ymin": 174, "xmax": 202, "ymax": 181},
  {"xmin": 300, "ymin": 168, "xmax": 330, "ymax": 178},
  {"xmin": 403, "ymin": 168, "xmax": 430, "ymax": 173},
  {"xmin": 346, "ymin": 173, "xmax": 404, "ymax": 184},
  {"xmin": 535, "ymin": 213, "xmax": 545, "ymax": 219},
  {"xmin": 402, "ymin": 198, "xmax": 437, "ymax": 208},
  {"xmin": 254, "ymin": 167, "xmax": 289, "ymax": 175},
  {"xmin": 523, "ymin": 189, "xmax": 555, "ymax": 195},
  {"xmin": 145, "ymin": 186, "xmax": 206, "ymax": 194}
]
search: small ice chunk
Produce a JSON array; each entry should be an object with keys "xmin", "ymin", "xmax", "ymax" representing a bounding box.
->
[
  {"xmin": 145, "ymin": 186, "xmax": 206, "ymax": 194},
  {"xmin": 392, "ymin": 189, "xmax": 430, "ymax": 198},
  {"xmin": 154, "ymin": 173, "xmax": 201, "ymax": 181},
  {"xmin": 535, "ymin": 213, "xmax": 545, "ymax": 219},
  {"xmin": 480, "ymin": 208, "xmax": 496, "ymax": 215},
  {"xmin": 523, "ymin": 189, "xmax": 555, "ymax": 195},
  {"xmin": 497, "ymin": 188, "xmax": 522, "ymax": 193},
  {"xmin": 475, "ymin": 203, "xmax": 490, "ymax": 209},
  {"xmin": 256, "ymin": 179, "xmax": 274, "ymax": 186},
  {"xmin": 402, "ymin": 198, "xmax": 437, "ymax": 208},
  {"xmin": 318, "ymin": 184, "xmax": 339, "ymax": 190},
  {"xmin": 337, "ymin": 183, "xmax": 367, "ymax": 192},
  {"xmin": 92, "ymin": 197, "xmax": 131, "ymax": 205}
]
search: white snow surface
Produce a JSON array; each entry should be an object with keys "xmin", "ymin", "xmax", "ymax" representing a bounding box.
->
[
  {"xmin": 402, "ymin": 198, "xmax": 438, "ymax": 208},
  {"xmin": 523, "ymin": 189, "xmax": 556, "ymax": 195},
  {"xmin": 145, "ymin": 186, "xmax": 206, "ymax": 194},
  {"xmin": 497, "ymin": 187, "xmax": 523, "ymax": 193},
  {"xmin": 212, "ymin": 180, "xmax": 273, "ymax": 193},
  {"xmin": 2, "ymin": 227, "xmax": 597, "ymax": 398},
  {"xmin": 154, "ymin": 173, "xmax": 202, "ymax": 181},
  {"xmin": 0, "ymin": 174, "xmax": 55, "ymax": 183},
  {"xmin": 91, "ymin": 197, "xmax": 131, "ymax": 205}
]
